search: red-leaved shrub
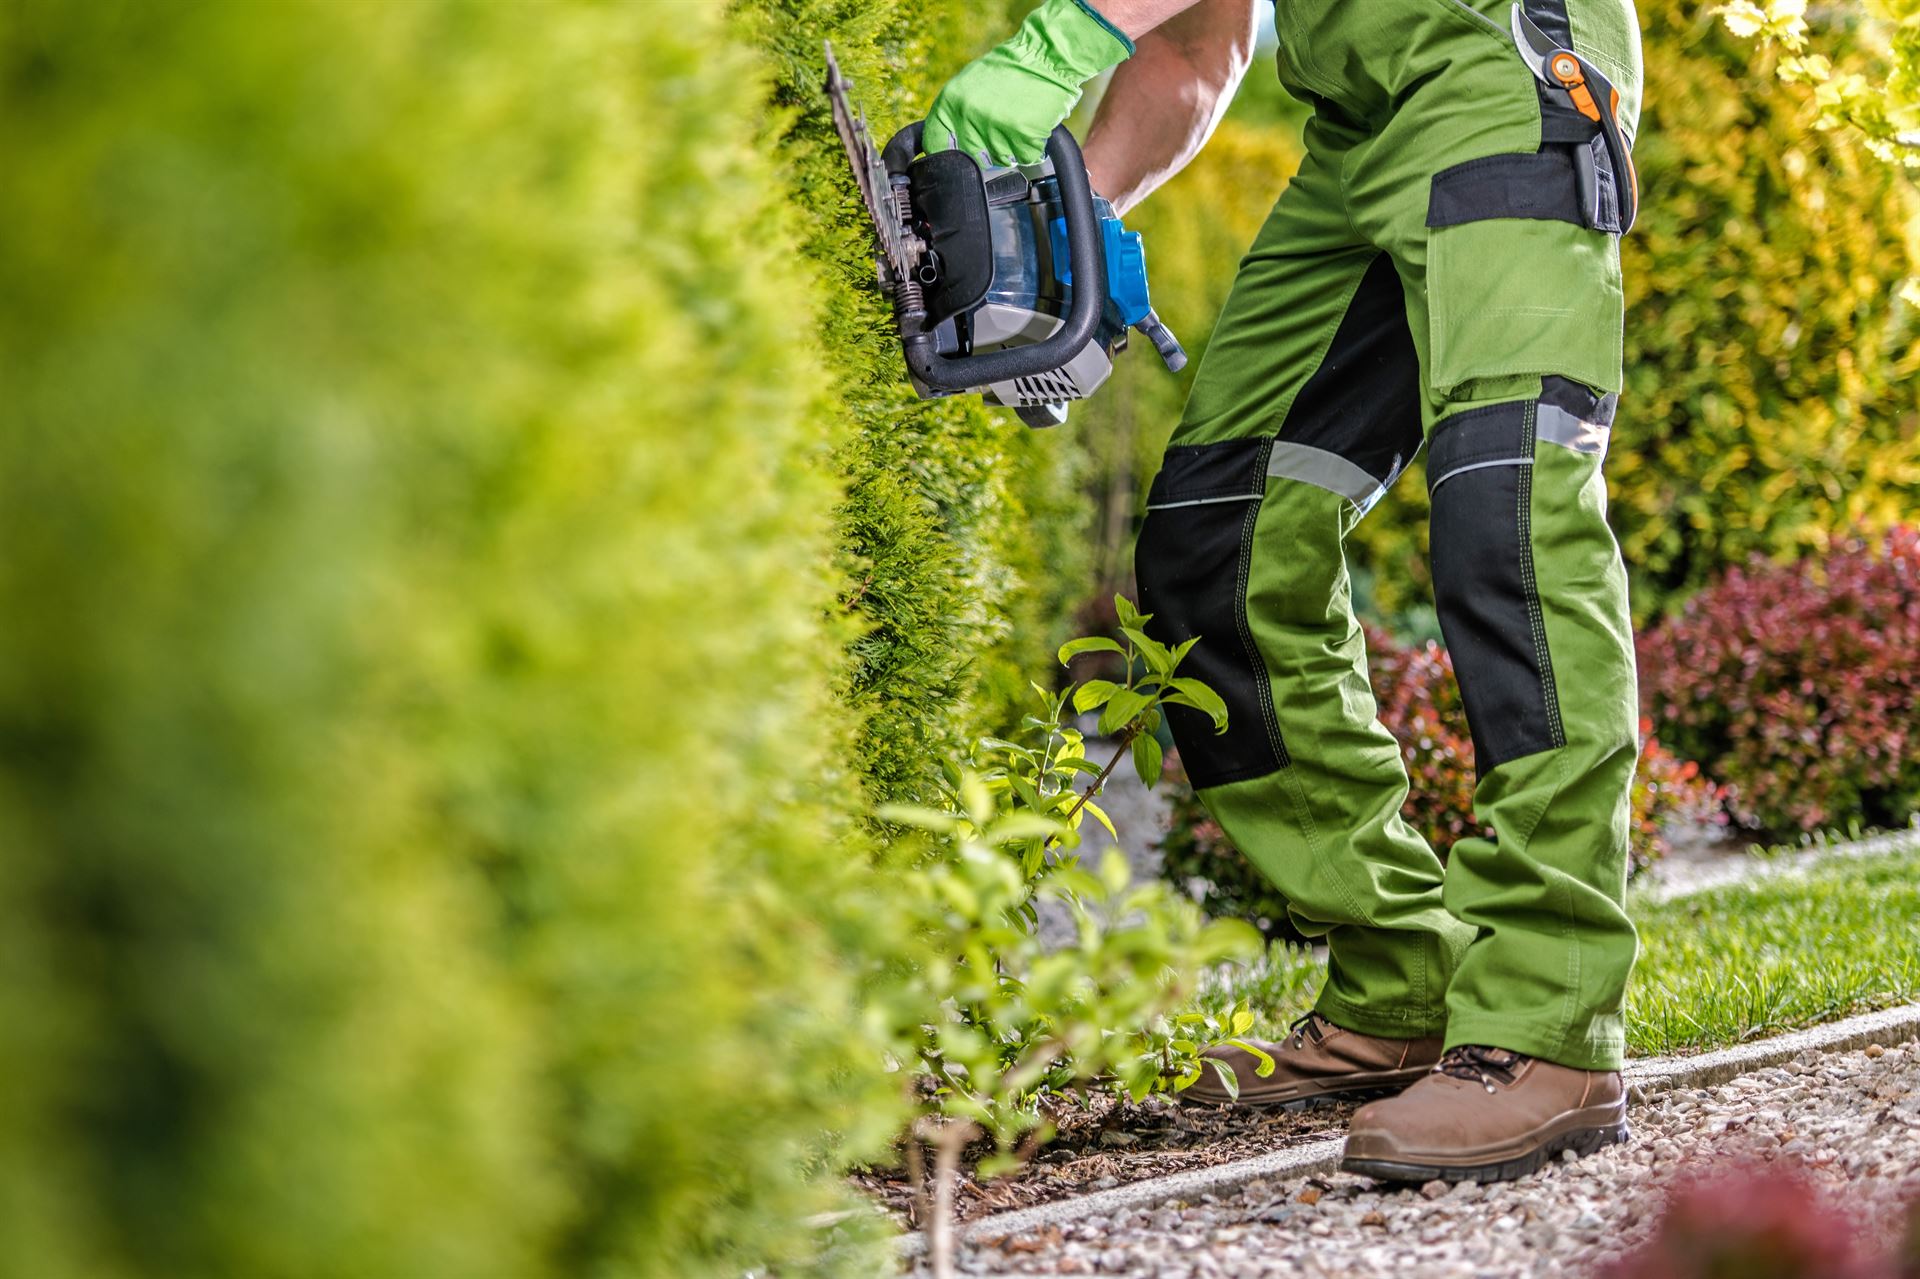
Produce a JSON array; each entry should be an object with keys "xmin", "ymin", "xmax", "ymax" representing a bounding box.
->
[
  {"xmin": 1366, "ymin": 627, "xmax": 1481, "ymax": 850},
  {"xmin": 1601, "ymin": 1161, "xmax": 1905, "ymax": 1279},
  {"xmin": 1366, "ymin": 626, "xmax": 1720, "ymax": 874},
  {"xmin": 1638, "ymin": 527, "xmax": 1920, "ymax": 836},
  {"xmin": 1160, "ymin": 626, "xmax": 1720, "ymax": 928}
]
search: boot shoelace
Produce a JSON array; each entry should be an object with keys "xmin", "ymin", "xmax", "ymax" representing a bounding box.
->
[
  {"xmin": 1286, "ymin": 1011, "xmax": 1330, "ymax": 1051},
  {"xmin": 1434, "ymin": 1044, "xmax": 1525, "ymax": 1093}
]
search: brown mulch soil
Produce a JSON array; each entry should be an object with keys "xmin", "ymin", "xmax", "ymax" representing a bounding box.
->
[{"xmin": 851, "ymin": 1090, "xmax": 1364, "ymax": 1227}]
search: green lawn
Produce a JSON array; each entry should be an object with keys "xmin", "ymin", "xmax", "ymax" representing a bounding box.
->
[{"xmin": 1189, "ymin": 849, "xmax": 1920, "ymax": 1058}]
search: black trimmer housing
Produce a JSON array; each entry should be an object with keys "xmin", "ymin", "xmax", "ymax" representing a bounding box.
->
[{"xmin": 826, "ymin": 46, "xmax": 1183, "ymax": 428}]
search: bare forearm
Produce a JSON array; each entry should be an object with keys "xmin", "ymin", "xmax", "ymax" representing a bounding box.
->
[
  {"xmin": 1094, "ymin": 0, "xmax": 1213, "ymax": 38},
  {"xmin": 1083, "ymin": 0, "xmax": 1258, "ymax": 213}
]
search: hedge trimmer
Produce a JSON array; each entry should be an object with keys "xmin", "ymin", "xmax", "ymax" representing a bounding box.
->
[{"xmin": 825, "ymin": 43, "xmax": 1186, "ymax": 429}]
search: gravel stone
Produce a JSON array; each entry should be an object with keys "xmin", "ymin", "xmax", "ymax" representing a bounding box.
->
[{"xmin": 934, "ymin": 1039, "xmax": 1920, "ymax": 1277}]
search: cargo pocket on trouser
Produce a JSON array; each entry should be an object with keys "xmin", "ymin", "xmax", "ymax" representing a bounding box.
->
[
  {"xmin": 1423, "ymin": 147, "xmax": 1626, "ymax": 401},
  {"xmin": 1419, "ymin": 141, "xmax": 1627, "ymax": 769},
  {"xmin": 1135, "ymin": 437, "xmax": 1287, "ymax": 789}
]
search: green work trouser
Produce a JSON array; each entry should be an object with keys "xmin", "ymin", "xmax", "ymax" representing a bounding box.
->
[{"xmin": 1136, "ymin": 0, "xmax": 1643, "ymax": 1069}]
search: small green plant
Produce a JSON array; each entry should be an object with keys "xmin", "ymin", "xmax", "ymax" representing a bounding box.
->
[
  {"xmin": 1057, "ymin": 592, "xmax": 1229, "ymax": 793},
  {"xmin": 874, "ymin": 599, "xmax": 1259, "ymax": 1273}
]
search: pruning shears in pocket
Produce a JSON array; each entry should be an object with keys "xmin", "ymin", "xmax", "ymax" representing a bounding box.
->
[{"xmin": 1510, "ymin": 3, "xmax": 1639, "ymax": 234}]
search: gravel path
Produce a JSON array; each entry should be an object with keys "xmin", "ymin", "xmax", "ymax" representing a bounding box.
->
[
  {"xmin": 932, "ymin": 1038, "xmax": 1920, "ymax": 1276},
  {"xmin": 1633, "ymin": 820, "xmax": 1920, "ymax": 903}
]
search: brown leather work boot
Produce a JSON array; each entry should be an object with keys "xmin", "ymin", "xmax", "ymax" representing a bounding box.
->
[
  {"xmin": 1340, "ymin": 1044, "xmax": 1629, "ymax": 1183},
  {"xmin": 1182, "ymin": 1012, "xmax": 1443, "ymax": 1110}
]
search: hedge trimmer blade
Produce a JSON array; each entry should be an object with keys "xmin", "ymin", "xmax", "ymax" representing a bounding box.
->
[{"xmin": 824, "ymin": 41, "xmax": 919, "ymax": 289}]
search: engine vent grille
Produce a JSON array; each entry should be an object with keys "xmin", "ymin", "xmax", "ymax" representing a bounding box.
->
[{"xmin": 1011, "ymin": 371, "xmax": 1081, "ymax": 406}]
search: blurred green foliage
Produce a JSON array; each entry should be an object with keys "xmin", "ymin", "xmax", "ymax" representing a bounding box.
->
[
  {"xmin": 1357, "ymin": 0, "xmax": 1920, "ymax": 621},
  {"xmin": 0, "ymin": 2, "xmax": 901, "ymax": 1276},
  {"xmin": 1610, "ymin": 0, "xmax": 1920, "ymax": 616}
]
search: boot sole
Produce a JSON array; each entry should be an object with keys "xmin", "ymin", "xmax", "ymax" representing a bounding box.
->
[{"xmin": 1340, "ymin": 1119, "xmax": 1629, "ymax": 1184}]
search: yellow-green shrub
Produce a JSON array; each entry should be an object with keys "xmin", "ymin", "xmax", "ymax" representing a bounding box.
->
[
  {"xmin": 1611, "ymin": 0, "xmax": 1920, "ymax": 615},
  {"xmin": 0, "ymin": 4, "xmax": 893, "ymax": 1277},
  {"xmin": 1354, "ymin": 0, "xmax": 1920, "ymax": 622}
]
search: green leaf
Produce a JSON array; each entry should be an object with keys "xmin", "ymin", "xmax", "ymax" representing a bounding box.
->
[
  {"xmin": 875, "ymin": 804, "xmax": 959, "ymax": 833},
  {"xmin": 1231, "ymin": 1006, "xmax": 1254, "ymax": 1036},
  {"xmin": 1047, "ymin": 865, "xmax": 1102, "ymax": 899},
  {"xmin": 1097, "ymin": 687, "xmax": 1154, "ymax": 735},
  {"xmin": 960, "ymin": 775, "xmax": 996, "ymax": 828},
  {"xmin": 1168, "ymin": 677, "xmax": 1230, "ymax": 731},
  {"xmin": 1114, "ymin": 593, "xmax": 1142, "ymax": 629},
  {"xmin": 1058, "ymin": 636, "xmax": 1126, "ymax": 664},
  {"xmin": 1080, "ymin": 798, "xmax": 1118, "ymax": 841},
  {"xmin": 983, "ymin": 812, "xmax": 1064, "ymax": 845},
  {"xmin": 1168, "ymin": 635, "xmax": 1201, "ymax": 670},
  {"xmin": 1203, "ymin": 1056, "xmax": 1241, "ymax": 1100},
  {"xmin": 1131, "ymin": 731, "xmax": 1164, "ymax": 788},
  {"xmin": 1120, "ymin": 626, "xmax": 1172, "ymax": 673},
  {"xmin": 1072, "ymin": 679, "xmax": 1120, "ymax": 714},
  {"xmin": 1229, "ymin": 1037, "xmax": 1275, "ymax": 1078}
]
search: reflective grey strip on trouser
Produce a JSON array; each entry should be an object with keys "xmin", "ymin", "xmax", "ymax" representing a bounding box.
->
[
  {"xmin": 1144, "ymin": 493, "xmax": 1260, "ymax": 511},
  {"xmin": 1265, "ymin": 441, "xmax": 1392, "ymax": 515},
  {"xmin": 1428, "ymin": 402, "xmax": 1612, "ymax": 494},
  {"xmin": 1534, "ymin": 402, "xmax": 1611, "ymax": 456},
  {"xmin": 1430, "ymin": 456, "xmax": 1533, "ymax": 494}
]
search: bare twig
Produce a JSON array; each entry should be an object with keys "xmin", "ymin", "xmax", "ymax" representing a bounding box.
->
[
  {"xmin": 841, "ymin": 572, "xmax": 874, "ymax": 611},
  {"xmin": 1044, "ymin": 726, "xmax": 1136, "ymax": 854},
  {"xmin": 904, "ymin": 1130, "xmax": 928, "ymax": 1231},
  {"xmin": 916, "ymin": 1116, "xmax": 980, "ymax": 1279}
]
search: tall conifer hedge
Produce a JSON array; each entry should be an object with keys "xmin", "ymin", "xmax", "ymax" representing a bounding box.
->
[
  {"xmin": 0, "ymin": 2, "xmax": 907, "ymax": 1275},
  {"xmin": 735, "ymin": 0, "xmax": 1090, "ymax": 801}
]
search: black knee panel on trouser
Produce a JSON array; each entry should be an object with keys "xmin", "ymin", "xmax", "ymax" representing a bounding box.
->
[
  {"xmin": 1140, "ymin": 254, "xmax": 1427, "ymax": 790},
  {"xmin": 1135, "ymin": 436, "xmax": 1287, "ymax": 788},
  {"xmin": 1426, "ymin": 377, "xmax": 1616, "ymax": 775}
]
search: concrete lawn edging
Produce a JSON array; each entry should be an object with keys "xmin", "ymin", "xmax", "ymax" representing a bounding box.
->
[{"xmin": 897, "ymin": 1000, "xmax": 1920, "ymax": 1257}]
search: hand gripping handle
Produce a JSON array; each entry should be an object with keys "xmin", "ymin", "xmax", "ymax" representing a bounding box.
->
[{"xmin": 884, "ymin": 122, "xmax": 1108, "ymax": 393}]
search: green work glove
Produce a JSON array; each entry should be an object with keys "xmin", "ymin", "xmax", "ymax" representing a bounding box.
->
[{"xmin": 924, "ymin": 0, "xmax": 1134, "ymax": 167}]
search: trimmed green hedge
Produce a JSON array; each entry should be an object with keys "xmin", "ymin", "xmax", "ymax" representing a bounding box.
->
[
  {"xmin": 735, "ymin": 0, "xmax": 1090, "ymax": 802},
  {"xmin": 0, "ymin": 3, "xmax": 897, "ymax": 1276}
]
